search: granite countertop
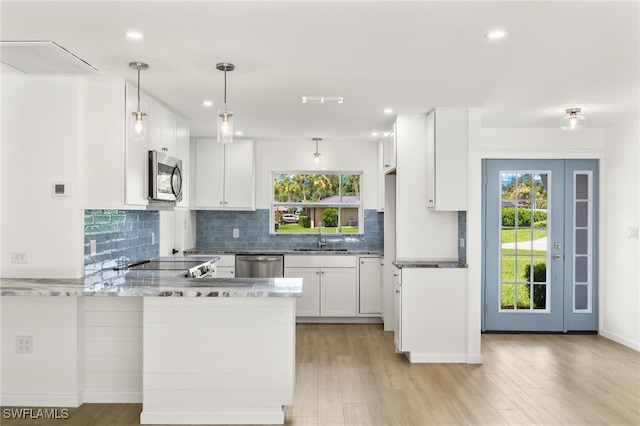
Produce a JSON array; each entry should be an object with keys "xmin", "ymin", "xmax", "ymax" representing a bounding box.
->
[
  {"xmin": 184, "ymin": 248, "xmax": 384, "ymax": 255},
  {"xmin": 0, "ymin": 255, "xmax": 302, "ymax": 297},
  {"xmin": 392, "ymin": 260, "xmax": 467, "ymax": 268}
]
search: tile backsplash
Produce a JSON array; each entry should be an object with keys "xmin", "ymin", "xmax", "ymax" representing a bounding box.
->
[
  {"xmin": 84, "ymin": 209, "xmax": 159, "ymax": 276},
  {"xmin": 196, "ymin": 209, "xmax": 384, "ymax": 252}
]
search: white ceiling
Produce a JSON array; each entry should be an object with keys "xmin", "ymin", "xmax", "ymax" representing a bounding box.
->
[{"xmin": 1, "ymin": 1, "xmax": 638, "ymax": 142}]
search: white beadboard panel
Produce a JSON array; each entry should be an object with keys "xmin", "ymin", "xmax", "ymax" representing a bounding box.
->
[
  {"xmin": 142, "ymin": 297, "xmax": 296, "ymax": 420},
  {"xmin": 85, "ymin": 340, "xmax": 142, "ymax": 357},
  {"xmin": 144, "ymin": 373, "xmax": 293, "ymax": 390},
  {"xmin": 85, "ymin": 325, "xmax": 142, "ymax": 341},
  {"xmin": 145, "ymin": 297, "xmax": 293, "ymax": 308},
  {"xmin": 144, "ymin": 390, "xmax": 294, "ymax": 409},
  {"xmin": 85, "ymin": 310, "xmax": 143, "ymax": 327},
  {"xmin": 144, "ymin": 339, "xmax": 291, "ymax": 357},
  {"xmin": 85, "ymin": 356, "xmax": 141, "ymax": 372},
  {"xmin": 84, "ymin": 297, "xmax": 142, "ymax": 312},
  {"xmin": 140, "ymin": 409, "xmax": 285, "ymax": 425},
  {"xmin": 144, "ymin": 356, "xmax": 294, "ymax": 374},
  {"xmin": 143, "ymin": 323, "xmax": 293, "ymax": 341},
  {"xmin": 85, "ymin": 371, "xmax": 143, "ymax": 388},
  {"xmin": 143, "ymin": 305, "xmax": 294, "ymax": 324},
  {"xmin": 84, "ymin": 297, "xmax": 144, "ymax": 402}
]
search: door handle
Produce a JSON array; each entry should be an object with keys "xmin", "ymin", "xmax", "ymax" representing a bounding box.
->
[{"xmin": 552, "ymin": 254, "xmax": 563, "ymax": 261}]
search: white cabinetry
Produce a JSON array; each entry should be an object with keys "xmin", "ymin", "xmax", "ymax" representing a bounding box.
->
[
  {"xmin": 194, "ymin": 139, "xmax": 255, "ymax": 210},
  {"xmin": 175, "ymin": 116, "xmax": 190, "ymax": 208},
  {"xmin": 393, "ymin": 266, "xmax": 402, "ymax": 351},
  {"xmin": 382, "ymin": 122, "xmax": 397, "ymax": 174},
  {"xmin": 215, "ymin": 254, "xmax": 236, "ymax": 278},
  {"xmin": 284, "ymin": 255, "xmax": 357, "ymax": 318},
  {"xmin": 396, "ymin": 267, "xmax": 467, "ymax": 362},
  {"xmin": 83, "ymin": 78, "xmax": 188, "ymax": 210},
  {"xmin": 426, "ymin": 108, "xmax": 468, "ymax": 211},
  {"xmin": 358, "ymin": 256, "xmax": 383, "ymax": 315}
]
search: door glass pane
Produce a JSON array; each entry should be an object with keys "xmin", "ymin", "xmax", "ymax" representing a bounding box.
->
[
  {"xmin": 573, "ymin": 172, "xmax": 592, "ymax": 313},
  {"xmin": 500, "ymin": 171, "xmax": 549, "ymax": 312},
  {"xmin": 501, "ymin": 284, "xmax": 515, "ymax": 309},
  {"xmin": 533, "ymin": 284, "xmax": 547, "ymax": 309}
]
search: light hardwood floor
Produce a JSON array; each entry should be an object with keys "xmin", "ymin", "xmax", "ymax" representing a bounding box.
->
[{"xmin": 2, "ymin": 324, "xmax": 639, "ymax": 425}]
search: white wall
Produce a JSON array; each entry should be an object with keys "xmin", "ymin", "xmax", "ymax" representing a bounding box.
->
[
  {"xmin": 600, "ymin": 118, "xmax": 640, "ymax": 350},
  {"xmin": 1, "ymin": 297, "xmax": 84, "ymax": 406},
  {"xmin": 0, "ymin": 76, "xmax": 84, "ymax": 278},
  {"xmin": 254, "ymin": 139, "xmax": 378, "ymax": 210}
]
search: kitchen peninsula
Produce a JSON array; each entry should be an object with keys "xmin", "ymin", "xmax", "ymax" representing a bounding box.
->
[{"xmin": 0, "ymin": 267, "xmax": 302, "ymax": 425}]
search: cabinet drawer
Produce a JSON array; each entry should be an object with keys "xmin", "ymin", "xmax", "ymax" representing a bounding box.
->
[{"xmin": 285, "ymin": 255, "xmax": 356, "ymax": 268}]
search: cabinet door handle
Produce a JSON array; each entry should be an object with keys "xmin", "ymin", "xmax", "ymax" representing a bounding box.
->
[
  {"xmin": 395, "ymin": 290, "xmax": 400, "ymax": 294},
  {"xmin": 315, "ymin": 271, "xmax": 319, "ymax": 275},
  {"xmin": 219, "ymin": 201, "xmax": 223, "ymax": 205}
]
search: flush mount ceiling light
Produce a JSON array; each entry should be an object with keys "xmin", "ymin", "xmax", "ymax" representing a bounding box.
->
[
  {"xmin": 383, "ymin": 108, "xmax": 394, "ymax": 114},
  {"xmin": 216, "ymin": 62, "xmax": 235, "ymax": 143},
  {"xmin": 302, "ymin": 96, "xmax": 344, "ymax": 104},
  {"xmin": 126, "ymin": 31, "xmax": 144, "ymax": 40},
  {"xmin": 313, "ymin": 138, "xmax": 322, "ymax": 164},
  {"xmin": 560, "ymin": 107, "xmax": 587, "ymax": 131},
  {"xmin": 202, "ymin": 100, "xmax": 213, "ymax": 107},
  {"xmin": 129, "ymin": 61, "xmax": 149, "ymax": 142},
  {"xmin": 484, "ymin": 29, "xmax": 507, "ymax": 40}
]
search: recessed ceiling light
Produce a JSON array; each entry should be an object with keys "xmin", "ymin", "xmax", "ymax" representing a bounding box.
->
[
  {"xmin": 126, "ymin": 31, "xmax": 144, "ymax": 40},
  {"xmin": 383, "ymin": 108, "xmax": 393, "ymax": 114},
  {"xmin": 235, "ymin": 131, "xmax": 243, "ymax": 136},
  {"xmin": 202, "ymin": 100, "xmax": 213, "ymax": 107},
  {"xmin": 371, "ymin": 132, "xmax": 379, "ymax": 137},
  {"xmin": 484, "ymin": 30, "xmax": 507, "ymax": 40}
]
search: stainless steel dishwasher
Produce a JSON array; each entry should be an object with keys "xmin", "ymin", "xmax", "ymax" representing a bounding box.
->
[{"xmin": 235, "ymin": 254, "xmax": 284, "ymax": 278}]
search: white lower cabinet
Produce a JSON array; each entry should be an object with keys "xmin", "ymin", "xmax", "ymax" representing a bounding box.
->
[
  {"xmin": 214, "ymin": 254, "xmax": 235, "ymax": 278},
  {"xmin": 284, "ymin": 255, "xmax": 357, "ymax": 318},
  {"xmin": 393, "ymin": 266, "xmax": 402, "ymax": 351},
  {"xmin": 396, "ymin": 267, "xmax": 467, "ymax": 363},
  {"xmin": 358, "ymin": 256, "xmax": 383, "ymax": 315}
]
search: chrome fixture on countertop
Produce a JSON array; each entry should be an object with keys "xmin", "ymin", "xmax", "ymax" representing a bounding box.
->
[{"xmin": 317, "ymin": 222, "xmax": 326, "ymax": 249}]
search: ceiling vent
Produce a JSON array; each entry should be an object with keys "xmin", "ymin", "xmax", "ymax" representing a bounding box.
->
[{"xmin": 0, "ymin": 41, "xmax": 99, "ymax": 74}]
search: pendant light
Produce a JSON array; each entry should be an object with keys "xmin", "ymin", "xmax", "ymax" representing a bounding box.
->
[
  {"xmin": 217, "ymin": 62, "xmax": 234, "ymax": 143},
  {"xmin": 313, "ymin": 138, "xmax": 322, "ymax": 164},
  {"xmin": 560, "ymin": 107, "xmax": 587, "ymax": 131},
  {"xmin": 129, "ymin": 62, "xmax": 149, "ymax": 142}
]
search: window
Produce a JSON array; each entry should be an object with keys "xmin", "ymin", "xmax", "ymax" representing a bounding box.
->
[{"xmin": 272, "ymin": 172, "xmax": 363, "ymax": 234}]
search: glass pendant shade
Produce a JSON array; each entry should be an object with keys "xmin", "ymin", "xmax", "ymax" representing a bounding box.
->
[
  {"xmin": 217, "ymin": 111, "xmax": 234, "ymax": 143},
  {"xmin": 560, "ymin": 108, "xmax": 586, "ymax": 131},
  {"xmin": 132, "ymin": 110, "xmax": 147, "ymax": 142}
]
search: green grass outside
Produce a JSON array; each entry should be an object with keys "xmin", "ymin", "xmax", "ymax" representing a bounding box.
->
[{"xmin": 500, "ymin": 229, "xmax": 547, "ymax": 309}]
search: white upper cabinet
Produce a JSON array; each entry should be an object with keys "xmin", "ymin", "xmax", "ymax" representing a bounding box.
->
[
  {"xmin": 382, "ymin": 122, "xmax": 397, "ymax": 174},
  {"xmin": 194, "ymin": 139, "xmax": 255, "ymax": 210},
  {"xmin": 175, "ymin": 116, "xmax": 190, "ymax": 208},
  {"xmin": 426, "ymin": 108, "xmax": 468, "ymax": 211},
  {"xmin": 83, "ymin": 78, "xmax": 188, "ymax": 210}
]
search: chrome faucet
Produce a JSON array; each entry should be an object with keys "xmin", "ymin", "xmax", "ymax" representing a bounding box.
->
[{"xmin": 317, "ymin": 222, "xmax": 326, "ymax": 250}]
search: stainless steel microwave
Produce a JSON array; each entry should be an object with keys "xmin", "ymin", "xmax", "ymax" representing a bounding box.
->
[{"xmin": 149, "ymin": 150, "xmax": 183, "ymax": 202}]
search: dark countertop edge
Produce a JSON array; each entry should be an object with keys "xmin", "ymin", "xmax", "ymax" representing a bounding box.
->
[
  {"xmin": 184, "ymin": 248, "xmax": 384, "ymax": 256},
  {"xmin": 392, "ymin": 260, "xmax": 467, "ymax": 269}
]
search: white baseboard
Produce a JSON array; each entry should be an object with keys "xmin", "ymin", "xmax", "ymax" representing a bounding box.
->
[
  {"xmin": 466, "ymin": 354, "xmax": 484, "ymax": 364},
  {"xmin": 407, "ymin": 353, "xmax": 468, "ymax": 363},
  {"xmin": 82, "ymin": 391, "xmax": 142, "ymax": 404},
  {"xmin": 599, "ymin": 330, "xmax": 640, "ymax": 351},
  {"xmin": 140, "ymin": 408, "xmax": 285, "ymax": 425},
  {"xmin": 1, "ymin": 393, "xmax": 82, "ymax": 407}
]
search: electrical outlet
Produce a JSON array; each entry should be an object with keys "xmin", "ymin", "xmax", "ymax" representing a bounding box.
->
[
  {"xmin": 10, "ymin": 252, "xmax": 28, "ymax": 263},
  {"xmin": 459, "ymin": 238, "xmax": 465, "ymax": 248},
  {"xmin": 151, "ymin": 232, "xmax": 156, "ymax": 245},
  {"xmin": 233, "ymin": 228, "xmax": 239, "ymax": 238},
  {"xmin": 90, "ymin": 239, "xmax": 97, "ymax": 256},
  {"xmin": 627, "ymin": 227, "xmax": 639, "ymax": 239},
  {"xmin": 16, "ymin": 336, "xmax": 33, "ymax": 354}
]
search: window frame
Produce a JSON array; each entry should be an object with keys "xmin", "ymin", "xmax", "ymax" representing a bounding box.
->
[{"xmin": 271, "ymin": 170, "xmax": 364, "ymax": 235}]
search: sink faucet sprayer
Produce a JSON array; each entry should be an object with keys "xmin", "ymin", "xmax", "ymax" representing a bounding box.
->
[{"xmin": 317, "ymin": 222, "xmax": 326, "ymax": 249}]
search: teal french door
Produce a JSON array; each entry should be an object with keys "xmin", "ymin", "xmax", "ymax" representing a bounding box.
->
[{"xmin": 483, "ymin": 159, "xmax": 598, "ymax": 332}]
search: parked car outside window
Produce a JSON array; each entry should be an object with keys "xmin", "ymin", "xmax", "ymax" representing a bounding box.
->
[{"xmin": 282, "ymin": 214, "xmax": 299, "ymax": 223}]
